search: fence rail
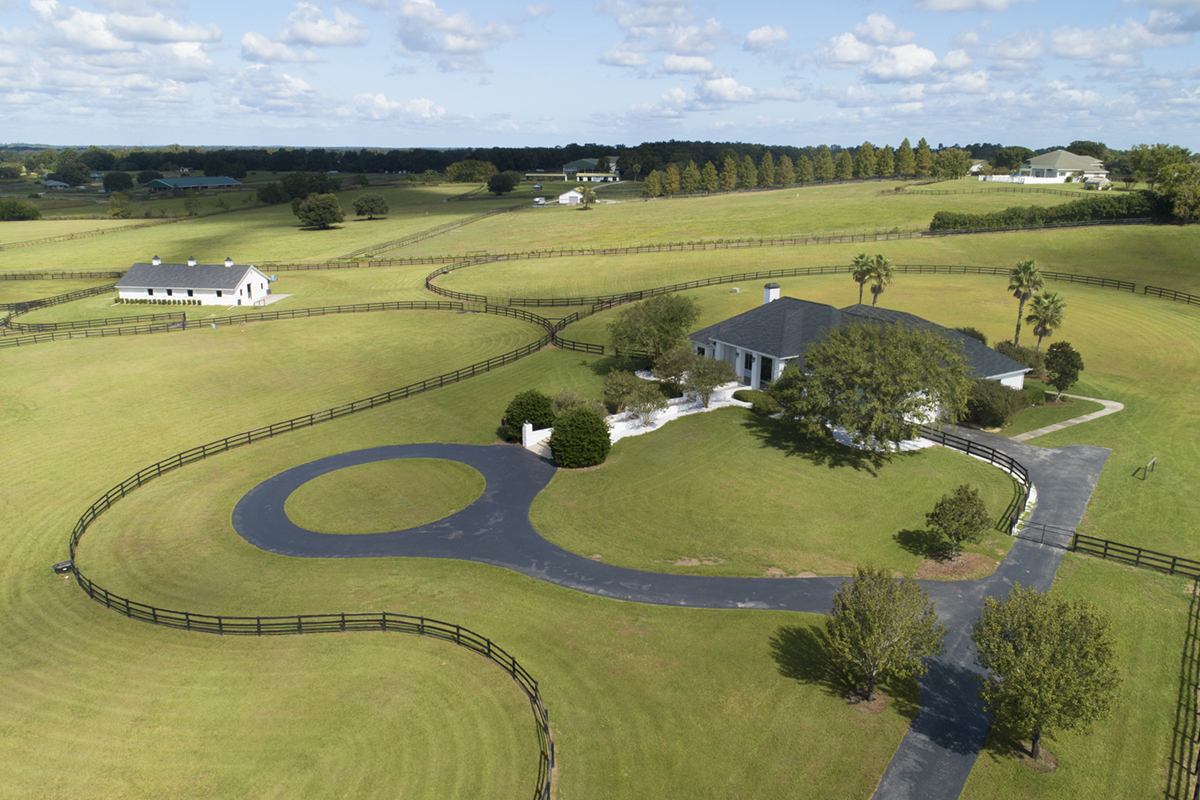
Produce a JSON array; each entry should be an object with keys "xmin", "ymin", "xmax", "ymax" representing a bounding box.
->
[
  {"xmin": 0, "ymin": 220, "xmax": 177, "ymax": 252},
  {"xmin": 0, "ymin": 270, "xmax": 125, "ymax": 281},
  {"xmin": 339, "ymin": 202, "xmax": 527, "ymax": 260},
  {"xmin": 1014, "ymin": 522, "xmax": 1076, "ymax": 549},
  {"xmin": 919, "ymin": 426, "xmax": 1031, "ymax": 531},
  {"xmin": 903, "ymin": 185, "xmax": 1085, "ymax": 198},
  {"xmin": 9, "ymin": 310, "xmax": 185, "ymax": 332},
  {"xmin": 1068, "ymin": 533, "xmax": 1200, "ymax": 580},
  {"xmin": 63, "ymin": 324, "xmax": 559, "ymax": 799},
  {"xmin": 0, "ymin": 282, "xmax": 117, "ymax": 314},
  {"xmin": 70, "ymin": 570, "xmax": 553, "ymax": 800},
  {"xmin": 1144, "ymin": 285, "xmax": 1200, "ymax": 307}
]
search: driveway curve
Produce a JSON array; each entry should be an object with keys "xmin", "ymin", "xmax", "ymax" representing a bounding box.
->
[{"xmin": 231, "ymin": 432, "xmax": 1112, "ymax": 800}]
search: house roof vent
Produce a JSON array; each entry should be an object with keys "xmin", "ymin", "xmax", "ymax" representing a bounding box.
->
[
  {"xmin": 151, "ymin": 255, "xmax": 161, "ymax": 266},
  {"xmin": 187, "ymin": 256, "xmax": 197, "ymax": 267},
  {"xmin": 224, "ymin": 257, "xmax": 233, "ymax": 267}
]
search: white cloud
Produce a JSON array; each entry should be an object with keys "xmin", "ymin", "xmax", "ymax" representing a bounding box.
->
[
  {"xmin": 930, "ymin": 70, "xmax": 990, "ymax": 93},
  {"xmin": 743, "ymin": 24, "xmax": 788, "ymax": 52},
  {"xmin": 890, "ymin": 101, "xmax": 925, "ymax": 114},
  {"xmin": 106, "ymin": 12, "xmax": 220, "ymax": 43},
  {"xmin": 1045, "ymin": 78, "xmax": 1105, "ymax": 108},
  {"xmin": 660, "ymin": 19, "xmax": 725, "ymax": 55},
  {"xmin": 599, "ymin": 47, "xmax": 649, "ymax": 67},
  {"xmin": 758, "ymin": 86, "xmax": 805, "ymax": 101},
  {"xmin": 662, "ymin": 53, "xmax": 713, "ymax": 73},
  {"xmin": 279, "ymin": 3, "xmax": 369, "ymax": 47},
  {"xmin": 354, "ymin": 92, "xmax": 447, "ymax": 120},
  {"xmin": 987, "ymin": 31, "xmax": 1044, "ymax": 72},
  {"xmin": 1050, "ymin": 19, "xmax": 1190, "ymax": 65},
  {"xmin": 894, "ymin": 83, "xmax": 925, "ymax": 101},
  {"xmin": 219, "ymin": 64, "xmax": 340, "ymax": 116},
  {"xmin": 818, "ymin": 32, "xmax": 875, "ymax": 67},
  {"xmin": 241, "ymin": 31, "xmax": 320, "ymax": 63},
  {"xmin": 694, "ymin": 75, "xmax": 755, "ymax": 105},
  {"xmin": 938, "ymin": 49, "xmax": 972, "ymax": 70},
  {"xmin": 863, "ymin": 43, "xmax": 938, "ymax": 81},
  {"xmin": 30, "ymin": 0, "xmax": 132, "ymax": 52},
  {"xmin": 526, "ymin": 4, "xmax": 552, "ymax": 19},
  {"xmin": 854, "ymin": 14, "xmax": 915, "ymax": 46},
  {"xmin": 395, "ymin": 0, "xmax": 519, "ymax": 72},
  {"xmin": 916, "ymin": 0, "xmax": 1033, "ymax": 10}
]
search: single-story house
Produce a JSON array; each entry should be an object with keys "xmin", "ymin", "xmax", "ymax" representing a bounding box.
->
[
  {"xmin": 563, "ymin": 157, "xmax": 620, "ymax": 180},
  {"xmin": 688, "ymin": 283, "xmax": 1029, "ymax": 390},
  {"xmin": 116, "ymin": 257, "xmax": 271, "ymax": 307},
  {"xmin": 42, "ymin": 180, "xmax": 70, "ymax": 190},
  {"xmin": 142, "ymin": 176, "xmax": 243, "ymax": 192},
  {"xmin": 1017, "ymin": 150, "xmax": 1108, "ymax": 182},
  {"xmin": 559, "ymin": 189, "xmax": 583, "ymax": 206}
]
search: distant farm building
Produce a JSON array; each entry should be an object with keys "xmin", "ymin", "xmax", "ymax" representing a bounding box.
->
[
  {"xmin": 117, "ymin": 257, "xmax": 271, "ymax": 307},
  {"xmin": 558, "ymin": 189, "xmax": 583, "ymax": 206},
  {"xmin": 142, "ymin": 176, "xmax": 243, "ymax": 192}
]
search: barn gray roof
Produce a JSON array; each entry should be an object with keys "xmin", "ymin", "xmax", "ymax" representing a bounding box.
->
[
  {"xmin": 117, "ymin": 262, "xmax": 262, "ymax": 291},
  {"xmin": 688, "ymin": 297, "xmax": 1028, "ymax": 380}
]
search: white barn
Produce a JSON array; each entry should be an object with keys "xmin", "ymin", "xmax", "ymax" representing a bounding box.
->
[
  {"xmin": 689, "ymin": 283, "xmax": 1029, "ymax": 390},
  {"xmin": 117, "ymin": 257, "xmax": 272, "ymax": 307},
  {"xmin": 559, "ymin": 189, "xmax": 583, "ymax": 206}
]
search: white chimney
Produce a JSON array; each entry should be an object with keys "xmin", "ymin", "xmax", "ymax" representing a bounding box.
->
[
  {"xmin": 151, "ymin": 255, "xmax": 161, "ymax": 266},
  {"xmin": 187, "ymin": 256, "xmax": 197, "ymax": 267},
  {"xmin": 764, "ymin": 283, "xmax": 780, "ymax": 305},
  {"xmin": 224, "ymin": 257, "xmax": 233, "ymax": 268}
]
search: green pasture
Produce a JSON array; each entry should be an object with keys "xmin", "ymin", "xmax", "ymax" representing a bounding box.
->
[
  {"xmin": 0, "ymin": 218, "xmax": 146, "ymax": 244},
  {"xmin": 531, "ymin": 408, "xmax": 1017, "ymax": 577},
  {"xmin": 1001, "ymin": 396, "xmax": 1107, "ymax": 439},
  {"xmin": 435, "ymin": 224, "xmax": 1200, "ymax": 298},
  {"xmin": 2, "ymin": 177, "xmax": 1199, "ymax": 799},
  {"xmin": 0, "ymin": 185, "xmax": 525, "ymax": 272},
  {"xmin": 0, "ymin": 329, "xmax": 915, "ymax": 800},
  {"xmin": 962, "ymin": 556, "xmax": 1191, "ymax": 800},
  {"xmin": 0, "ymin": 279, "xmax": 118, "ymax": 306},
  {"xmin": 285, "ymin": 458, "xmax": 486, "ymax": 534},
  {"xmin": 396, "ymin": 180, "xmax": 1082, "ymax": 254}
]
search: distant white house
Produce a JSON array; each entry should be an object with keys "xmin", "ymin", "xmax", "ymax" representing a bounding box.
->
[
  {"xmin": 559, "ymin": 189, "xmax": 583, "ymax": 206},
  {"xmin": 116, "ymin": 257, "xmax": 271, "ymax": 307},
  {"xmin": 981, "ymin": 149, "xmax": 1109, "ymax": 185},
  {"xmin": 42, "ymin": 180, "xmax": 70, "ymax": 190}
]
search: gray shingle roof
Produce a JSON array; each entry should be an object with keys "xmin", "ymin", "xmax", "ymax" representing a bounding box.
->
[
  {"xmin": 117, "ymin": 262, "xmax": 262, "ymax": 291},
  {"xmin": 688, "ymin": 297, "xmax": 1028, "ymax": 380},
  {"xmin": 1025, "ymin": 149, "xmax": 1106, "ymax": 172},
  {"xmin": 142, "ymin": 176, "xmax": 242, "ymax": 189}
]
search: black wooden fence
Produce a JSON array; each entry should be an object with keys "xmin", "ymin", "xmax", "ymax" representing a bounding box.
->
[
  {"xmin": 1165, "ymin": 585, "xmax": 1200, "ymax": 800},
  {"xmin": 919, "ymin": 426, "xmax": 1032, "ymax": 531},
  {"xmin": 63, "ymin": 328, "xmax": 559, "ymax": 799},
  {"xmin": 0, "ymin": 270, "xmax": 125, "ymax": 281},
  {"xmin": 1014, "ymin": 522, "xmax": 1076, "ymax": 549},
  {"xmin": 9, "ymin": 310, "xmax": 186, "ymax": 332},
  {"xmin": 339, "ymin": 202, "xmax": 528, "ymax": 260},
  {"xmin": 1068, "ymin": 534, "xmax": 1200, "ymax": 580},
  {"xmin": 1144, "ymin": 286, "xmax": 1200, "ymax": 307},
  {"xmin": 0, "ymin": 282, "xmax": 117, "ymax": 313}
]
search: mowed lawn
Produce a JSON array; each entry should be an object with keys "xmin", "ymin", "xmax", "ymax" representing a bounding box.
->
[
  {"xmin": 395, "ymin": 180, "xmax": 1077, "ymax": 253},
  {"xmin": 962, "ymin": 555, "xmax": 1192, "ymax": 800},
  {"xmin": 2, "ymin": 180, "xmax": 1199, "ymax": 800},
  {"xmin": 531, "ymin": 408, "xmax": 1017, "ymax": 577},
  {"xmin": 4, "ymin": 339, "xmax": 916, "ymax": 800}
]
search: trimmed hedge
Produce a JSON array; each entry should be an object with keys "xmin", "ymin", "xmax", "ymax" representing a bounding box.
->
[
  {"xmin": 994, "ymin": 340, "xmax": 1045, "ymax": 375},
  {"xmin": 966, "ymin": 379, "xmax": 1029, "ymax": 427},
  {"xmin": 548, "ymin": 407, "xmax": 611, "ymax": 468},
  {"xmin": 504, "ymin": 390, "xmax": 554, "ymax": 436},
  {"xmin": 733, "ymin": 389, "xmax": 780, "ymax": 416},
  {"xmin": 929, "ymin": 191, "xmax": 1171, "ymax": 231}
]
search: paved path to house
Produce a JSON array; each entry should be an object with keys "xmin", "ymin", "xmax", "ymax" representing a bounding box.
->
[
  {"xmin": 231, "ymin": 431, "xmax": 1112, "ymax": 800},
  {"xmin": 1011, "ymin": 393, "xmax": 1124, "ymax": 442}
]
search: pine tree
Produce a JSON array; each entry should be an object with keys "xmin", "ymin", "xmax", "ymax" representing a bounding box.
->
[
  {"xmin": 720, "ymin": 155, "xmax": 739, "ymax": 190},
  {"xmin": 813, "ymin": 147, "xmax": 834, "ymax": 181},
  {"xmin": 776, "ymin": 155, "xmax": 795, "ymax": 185},
  {"xmin": 895, "ymin": 138, "xmax": 915, "ymax": 175},
  {"xmin": 758, "ymin": 152, "xmax": 775, "ymax": 187},
  {"xmin": 701, "ymin": 161, "xmax": 719, "ymax": 192},
  {"xmin": 834, "ymin": 150, "xmax": 854, "ymax": 180},
  {"xmin": 681, "ymin": 161, "xmax": 701, "ymax": 194},
  {"xmin": 642, "ymin": 170, "xmax": 663, "ymax": 197},
  {"xmin": 914, "ymin": 138, "xmax": 934, "ymax": 177},
  {"xmin": 739, "ymin": 155, "xmax": 758, "ymax": 189},
  {"xmin": 855, "ymin": 142, "xmax": 877, "ymax": 178},
  {"xmin": 877, "ymin": 145, "xmax": 895, "ymax": 177},
  {"xmin": 795, "ymin": 155, "xmax": 814, "ymax": 183},
  {"xmin": 663, "ymin": 163, "xmax": 681, "ymax": 195}
]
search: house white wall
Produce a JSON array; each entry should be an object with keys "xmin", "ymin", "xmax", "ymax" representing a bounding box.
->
[{"xmin": 117, "ymin": 266, "xmax": 271, "ymax": 307}]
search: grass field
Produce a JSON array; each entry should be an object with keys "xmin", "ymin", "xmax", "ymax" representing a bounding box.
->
[
  {"xmin": 0, "ymin": 218, "xmax": 149, "ymax": 244},
  {"xmin": 2, "ymin": 180, "xmax": 1198, "ymax": 799},
  {"xmin": 1001, "ymin": 397, "xmax": 1107, "ymax": 439},
  {"xmin": 531, "ymin": 408, "xmax": 1017, "ymax": 577}
]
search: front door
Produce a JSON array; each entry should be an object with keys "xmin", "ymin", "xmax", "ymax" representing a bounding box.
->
[{"xmin": 759, "ymin": 357, "xmax": 774, "ymax": 388}]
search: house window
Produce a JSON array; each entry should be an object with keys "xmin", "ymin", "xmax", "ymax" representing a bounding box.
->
[
  {"xmin": 696, "ymin": 346, "xmax": 705, "ymax": 357},
  {"xmin": 216, "ymin": 290, "xmax": 222, "ymax": 298},
  {"xmin": 744, "ymin": 353, "xmax": 754, "ymax": 370},
  {"xmin": 148, "ymin": 289, "xmax": 154, "ymax": 296},
  {"xmin": 167, "ymin": 289, "xmax": 173, "ymax": 296},
  {"xmin": 187, "ymin": 290, "xmax": 194, "ymax": 297}
]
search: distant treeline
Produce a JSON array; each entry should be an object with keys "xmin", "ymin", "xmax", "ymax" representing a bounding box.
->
[{"xmin": 929, "ymin": 191, "xmax": 1173, "ymax": 231}]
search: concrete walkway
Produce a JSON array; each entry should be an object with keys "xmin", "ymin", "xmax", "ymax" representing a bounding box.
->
[
  {"xmin": 1011, "ymin": 393, "xmax": 1124, "ymax": 442},
  {"xmin": 231, "ymin": 431, "xmax": 1112, "ymax": 800}
]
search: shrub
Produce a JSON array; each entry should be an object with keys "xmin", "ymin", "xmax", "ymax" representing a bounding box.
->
[
  {"xmin": 602, "ymin": 370, "xmax": 643, "ymax": 413},
  {"xmin": 0, "ymin": 199, "xmax": 42, "ymax": 221},
  {"xmin": 1024, "ymin": 384, "xmax": 1046, "ymax": 405},
  {"xmin": 966, "ymin": 379, "xmax": 1030, "ymax": 427},
  {"xmin": 733, "ymin": 389, "xmax": 779, "ymax": 416},
  {"xmin": 552, "ymin": 388, "xmax": 607, "ymax": 418},
  {"xmin": 993, "ymin": 340, "xmax": 1044, "ymax": 375},
  {"xmin": 548, "ymin": 407, "xmax": 611, "ymax": 468},
  {"xmin": 504, "ymin": 390, "xmax": 554, "ymax": 437},
  {"xmin": 929, "ymin": 191, "xmax": 1172, "ymax": 231},
  {"xmin": 954, "ymin": 326, "xmax": 988, "ymax": 346}
]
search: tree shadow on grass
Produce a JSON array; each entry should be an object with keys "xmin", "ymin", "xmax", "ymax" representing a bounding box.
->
[
  {"xmin": 894, "ymin": 528, "xmax": 948, "ymax": 561},
  {"xmin": 768, "ymin": 622, "xmax": 921, "ymax": 722},
  {"xmin": 739, "ymin": 413, "xmax": 883, "ymax": 476}
]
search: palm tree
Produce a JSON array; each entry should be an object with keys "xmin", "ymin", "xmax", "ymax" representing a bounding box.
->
[
  {"xmin": 579, "ymin": 185, "xmax": 598, "ymax": 209},
  {"xmin": 851, "ymin": 252, "xmax": 872, "ymax": 304},
  {"xmin": 1025, "ymin": 291, "xmax": 1066, "ymax": 351},
  {"xmin": 868, "ymin": 254, "xmax": 894, "ymax": 307},
  {"xmin": 1007, "ymin": 258, "xmax": 1043, "ymax": 346}
]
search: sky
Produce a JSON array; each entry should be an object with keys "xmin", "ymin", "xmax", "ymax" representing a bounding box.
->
[{"xmin": 1, "ymin": 0, "xmax": 1198, "ymax": 150}]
